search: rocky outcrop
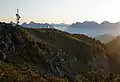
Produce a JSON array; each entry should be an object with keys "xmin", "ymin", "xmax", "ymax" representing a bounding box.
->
[
  {"xmin": 0, "ymin": 50, "xmax": 7, "ymax": 61},
  {"xmin": 0, "ymin": 23, "xmax": 16, "ymax": 57},
  {"xmin": 46, "ymin": 49, "xmax": 77, "ymax": 82}
]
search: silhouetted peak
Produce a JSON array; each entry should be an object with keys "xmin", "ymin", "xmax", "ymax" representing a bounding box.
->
[
  {"xmin": 22, "ymin": 22, "xmax": 27, "ymax": 25},
  {"xmin": 75, "ymin": 22, "xmax": 81, "ymax": 24},
  {"xmin": 83, "ymin": 21, "xmax": 99, "ymax": 25},
  {"xmin": 10, "ymin": 21, "xmax": 14, "ymax": 24},
  {"xmin": 29, "ymin": 21, "xmax": 35, "ymax": 24},
  {"xmin": 100, "ymin": 21, "xmax": 111, "ymax": 25}
]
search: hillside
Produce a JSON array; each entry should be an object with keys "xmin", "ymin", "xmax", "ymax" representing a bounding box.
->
[
  {"xmin": 105, "ymin": 36, "xmax": 120, "ymax": 72},
  {"xmin": 106, "ymin": 36, "xmax": 120, "ymax": 54},
  {"xmin": 0, "ymin": 22, "xmax": 113, "ymax": 81},
  {"xmin": 95, "ymin": 34, "xmax": 115, "ymax": 43},
  {"xmin": 26, "ymin": 28, "xmax": 109, "ymax": 73}
]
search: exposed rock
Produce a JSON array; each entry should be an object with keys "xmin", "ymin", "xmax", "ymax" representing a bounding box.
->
[{"xmin": 0, "ymin": 50, "xmax": 7, "ymax": 61}]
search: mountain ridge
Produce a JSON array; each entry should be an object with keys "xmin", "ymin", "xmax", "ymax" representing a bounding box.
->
[{"xmin": 70, "ymin": 21, "xmax": 120, "ymax": 28}]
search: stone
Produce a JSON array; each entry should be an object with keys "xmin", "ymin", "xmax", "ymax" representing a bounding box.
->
[{"xmin": 0, "ymin": 50, "xmax": 7, "ymax": 61}]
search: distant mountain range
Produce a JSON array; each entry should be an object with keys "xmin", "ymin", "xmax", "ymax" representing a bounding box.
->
[
  {"xmin": 22, "ymin": 21, "xmax": 53, "ymax": 28},
  {"xmin": 70, "ymin": 21, "xmax": 120, "ymax": 29},
  {"xmin": 21, "ymin": 21, "xmax": 70, "ymax": 28},
  {"xmin": 66, "ymin": 21, "xmax": 120, "ymax": 37},
  {"xmin": 11, "ymin": 21, "xmax": 120, "ymax": 29},
  {"xmin": 70, "ymin": 21, "xmax": 100, "ymax": 28},
  {"xmin": 51, "ymin": 23, "xmax": 70, "ymax": 27},
  {"xmin": 10, "ymin": 21, "xmax": 120, "ymax": 37},
  {"xmin": 19, "ymin": 21, "xmax": 120, "ymax": 30}
]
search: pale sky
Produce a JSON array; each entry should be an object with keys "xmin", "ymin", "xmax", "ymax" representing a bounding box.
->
[{"xmin": 1, "ymin": 0, "xmax": 120, "ymax": 24}]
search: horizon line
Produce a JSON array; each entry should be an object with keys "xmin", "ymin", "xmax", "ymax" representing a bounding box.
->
[{"xmin": 1, "ymin": 20, "xmax": 120, "ymax": 25}]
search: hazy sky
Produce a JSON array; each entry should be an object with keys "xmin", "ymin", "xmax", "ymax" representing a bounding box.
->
[{"xmin": 1, "ymin": 0, "xmax": 120, "ymax": 24}]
